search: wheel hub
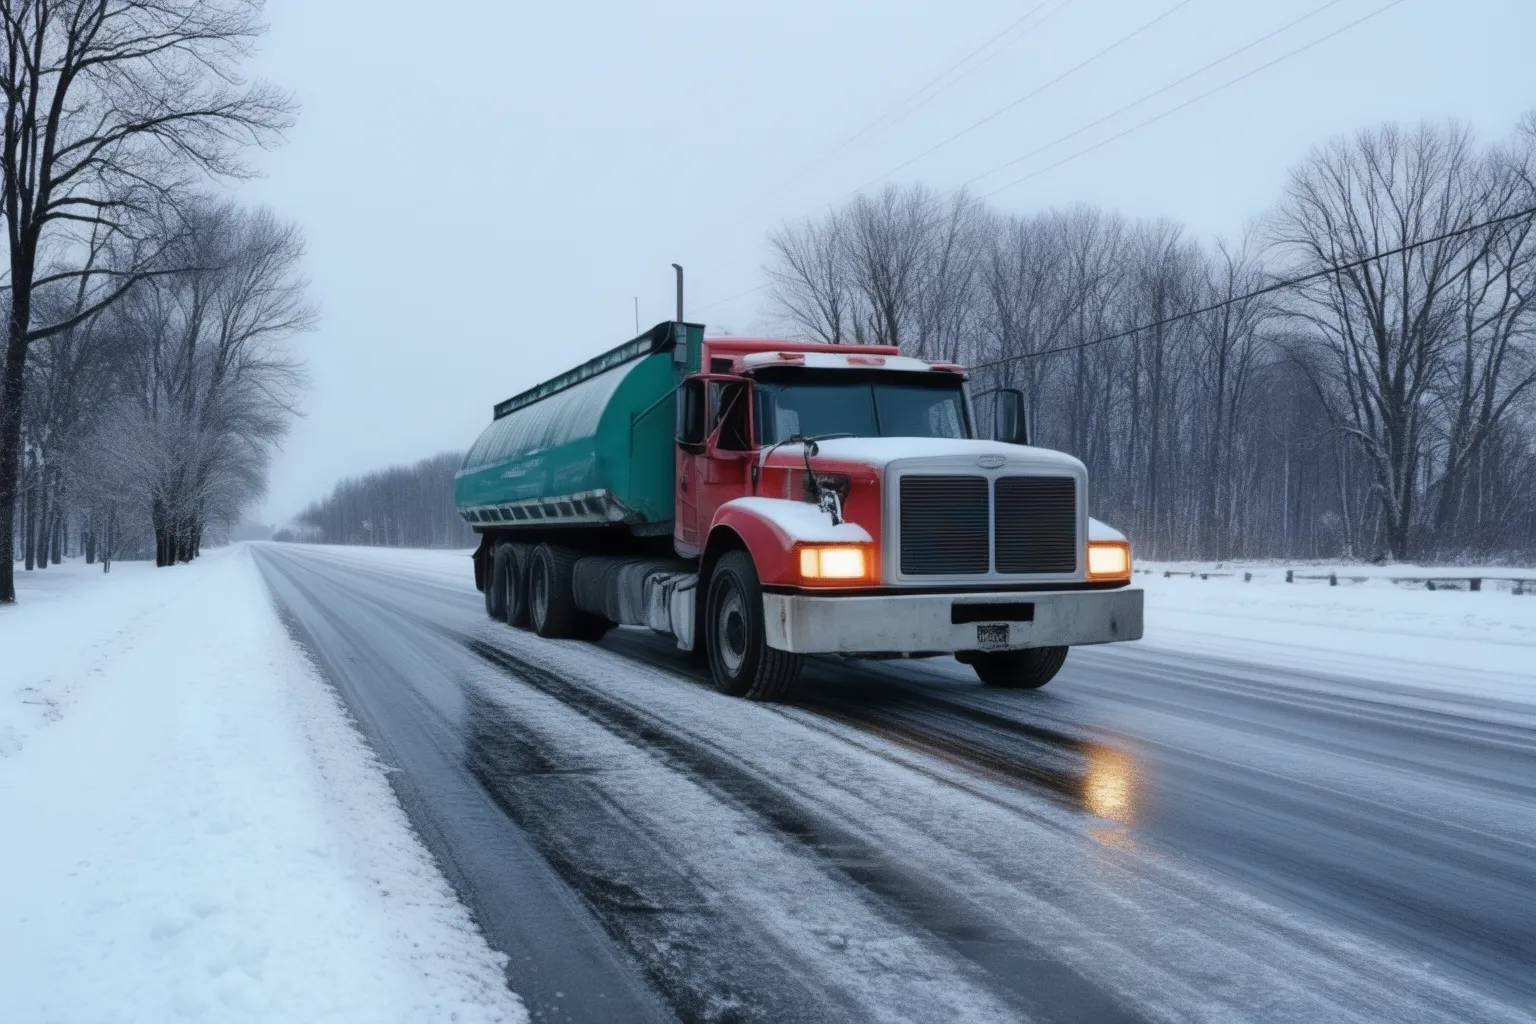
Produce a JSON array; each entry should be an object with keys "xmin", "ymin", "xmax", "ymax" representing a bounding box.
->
[{"xmin": 717, "ymin": 587, "xmax": 747, "ymax": 675}]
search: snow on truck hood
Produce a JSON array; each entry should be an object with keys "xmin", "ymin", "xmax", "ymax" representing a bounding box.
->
[{"xmin": 760, "ymin": 436, "xmax": 1086, "ymax": 474}]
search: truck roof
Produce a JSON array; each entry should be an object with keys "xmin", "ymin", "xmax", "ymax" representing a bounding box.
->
[{"xmin": 703, "ymin": 337, "xmax": 964, "ymax": 376}]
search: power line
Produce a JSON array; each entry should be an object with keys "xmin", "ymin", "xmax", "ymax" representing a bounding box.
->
[
  {"xmin": 854, "ymin": 0, "xmax": 1080, "ymax": 150},
  {"xmin": 758, "ymin": 0, "xmax": 1067, "ymax": 200},
  {"xmin": 964, "ymin": 0, "xmax": 1351, "ymax": 189},
  {"xmin": 691, "ymin": 0, "xmax": 1408, "ymax": 322},
  {"xmin": 690, "ymin": 281, "xmax": 769, "ymax": 317},
  {"xmin": 981, "ymin": 0, "xmax": 1410, "ymax": 198},
  {"xmin": 969, "ymin": 203, "xmax": 1536, "ymax": 371},
  {"xmin": 851, "ymin": 0, "xmax": 1199, "ymax": 195}
]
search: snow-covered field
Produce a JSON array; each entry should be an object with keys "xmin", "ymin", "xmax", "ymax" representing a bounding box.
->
[
  {"xmin": 0, "ymin": 548, "xmax": 525, "ymax": 1024},
  {"xmin": 1134, "ymin": 560, "xmax": 1535, "ymax": 708}
]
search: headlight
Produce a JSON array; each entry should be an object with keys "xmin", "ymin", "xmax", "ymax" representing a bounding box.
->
[
  {"xmin": 798, "ymin": 545, "xmax": 870, "ymax": 581},
  {"xmin": 1087, "ymin": 541, "xmax": 1131, "ymax": 579}
]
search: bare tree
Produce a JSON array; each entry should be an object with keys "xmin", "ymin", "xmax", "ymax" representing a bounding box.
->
[
  {"xmin": 114, "ymin": 200, "xmax": 311, "ymax": 565},
  {"xmin": 911, "ymin": 190, "xmax": 983, "ymax": 362},
  {"xmin": 842, "ymin": 184, "xmax": 939, "ymax": 348},
  {"xmin": 1193, "ymin": 236, "xmax": 1274, "ymax": 557},
  {"xmin": 0, "ymin": 0, "xmax": 293, "ymax": 602},
  {"xmin": 1274, "ymin": 123, "xmax": 1496, "ymax": 559},
  {"xmin": 767, "ymin": 210, "xmax": 855, "ymax": 343}
]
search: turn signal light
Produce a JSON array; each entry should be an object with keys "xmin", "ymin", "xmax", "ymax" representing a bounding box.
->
[
  {"xmin": 1087, "ymin": 541, "xmax": 1131, "ymax": 579},
  {"xmin": 798, "ymin": 545, "xmax": 869, "ymax": 581}
]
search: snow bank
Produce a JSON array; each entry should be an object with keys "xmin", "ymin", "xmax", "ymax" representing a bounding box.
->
[
  {"xmin": 0, "ymin": 547, "xmax": 525, "ymax": 1024},
  {"xmin": 1133, "ymin": 561, "xmax": 1536, "ymax": 707}
]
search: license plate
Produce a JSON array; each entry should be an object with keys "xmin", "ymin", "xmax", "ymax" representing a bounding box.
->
[{"xmin": 976, "ymin": 623, "xmax": 1009, "ymax": 648}]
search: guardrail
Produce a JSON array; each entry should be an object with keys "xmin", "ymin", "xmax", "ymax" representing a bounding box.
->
[{"xmin": 1135, "ymin": 567, "xmax": 1531, "ymax": 594}]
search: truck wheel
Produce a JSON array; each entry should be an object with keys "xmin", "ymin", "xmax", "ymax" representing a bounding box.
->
[
  {"xmin": 486, "ymin": 549, "xmax": 508, "ymax": 621},
  {"xmin": 499, "ymin": 546, "xmax": 529, "ymax": 628},
  {"xmin": 528, "ymin": 543, "xmax": 583, "ymax": 638},
  {"xmin": 706, "ymin": 550, "xmax": 802, "ymax": 701},
  {"xmin": 969, "ymin": 646, "xmax": 1068, "ymax": 689}
]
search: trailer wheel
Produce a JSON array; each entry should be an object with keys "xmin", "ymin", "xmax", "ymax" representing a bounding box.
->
[
  {"xmin": 528, "ymin": 543, "xmax": 584, "ymax": 638},
  {"xmin": 706, "ymin": 550, "xmax": 802, "ymax": 701},
  {"xmin": 499, "ymin": 546, "xmax": 529, "ymax": 629},
  {"xmin": 486, "ymin": 549, "xmax": 508, "ymax": 621},
  {"xmin": 968, "ymin": 646, "xmax": 1068, "ymax": 689}
]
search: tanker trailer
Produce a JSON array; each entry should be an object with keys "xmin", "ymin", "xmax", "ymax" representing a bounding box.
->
[{"xmin": 456, "ymin": 321, "xmax": 1143, "ymax": 701}]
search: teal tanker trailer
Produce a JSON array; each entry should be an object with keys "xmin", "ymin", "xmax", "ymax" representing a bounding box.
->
[{"xmin": 457, "ymin": 321, "xmax": 1142, "ymax": 700}]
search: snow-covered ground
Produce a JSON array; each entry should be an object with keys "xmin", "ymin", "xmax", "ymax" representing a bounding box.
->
[
  {"xmin": 1132, "ymin": 560, "xmax": 1535, "ymax": 708},
  {"xmin": 0, "ymin": 548, "xmax": 525, "ymax": 1024}
]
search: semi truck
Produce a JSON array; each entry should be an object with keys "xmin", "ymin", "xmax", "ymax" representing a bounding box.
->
[{"xmin": 455, "ymin": 320, "xmax": 1143, "ymax": 701}]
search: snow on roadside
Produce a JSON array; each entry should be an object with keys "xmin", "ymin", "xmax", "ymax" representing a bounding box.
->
[
  {"xmin": 0, "ymin": 547, "xmax": 526, "ymax": 1024},
  {"xmin": 1132, "ymin": 561, "xmax": 1536, "ymax": 708},
  {"xmin": 1, "ymin": 557, "xmax": 193, "ymax": 757}
]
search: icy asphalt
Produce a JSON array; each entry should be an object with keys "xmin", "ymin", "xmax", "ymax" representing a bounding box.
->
[{"xmin": 251, "ymin": 543, "xmax": 1536, "ymax": 1024}]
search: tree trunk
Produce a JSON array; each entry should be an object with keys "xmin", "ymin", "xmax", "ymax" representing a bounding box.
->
[
  {"xmin": 0, "ymin": 273, "xmax": 33, "ymax": 600},
  {"xmin": 50, "ymin": 499, "xmax": 63, "ymax": 565}
]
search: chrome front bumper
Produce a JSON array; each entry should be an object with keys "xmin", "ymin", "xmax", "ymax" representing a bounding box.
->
[{"xmin": 762, "ymin": 587, "xmax": 1143, "ymax": 655}]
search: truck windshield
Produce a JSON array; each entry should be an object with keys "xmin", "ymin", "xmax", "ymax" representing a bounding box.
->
[{"xmin": 753, "ymin": 371, "xmax": 970, "ymax": 445}]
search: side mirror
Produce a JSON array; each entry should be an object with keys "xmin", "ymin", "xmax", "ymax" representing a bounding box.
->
[{"xmin": 992, "ymin": 388, "xmax": 1028, "ymax": 446}]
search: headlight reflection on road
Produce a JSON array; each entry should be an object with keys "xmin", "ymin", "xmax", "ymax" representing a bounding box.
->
[{"xmin": 1083, "ymin": 745, "xmax": 1138, "ymax": 825}]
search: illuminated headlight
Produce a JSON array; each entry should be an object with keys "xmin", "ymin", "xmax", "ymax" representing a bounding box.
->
[
  {"xmin": 798, "ymin": 545, "xmax": 869, "ymax": 581},
  {"xmin": 1087, "ymin": 541, "xmax": 1131, "ymax": 579}
]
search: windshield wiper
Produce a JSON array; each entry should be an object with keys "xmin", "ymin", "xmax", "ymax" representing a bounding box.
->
[{"xmin": 751, "ymin": 432, "xmax": 855, "ymax": 495}]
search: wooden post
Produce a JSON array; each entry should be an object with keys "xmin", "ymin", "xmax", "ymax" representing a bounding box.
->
[{"xmin": 1286, "ymin": 569, "xmax": 1293, "ymax": 583}]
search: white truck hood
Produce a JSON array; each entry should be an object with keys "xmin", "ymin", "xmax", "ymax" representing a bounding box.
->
[{"xmin": 763, "ymin": 436, "xmax": 1086, "ymax": 475}]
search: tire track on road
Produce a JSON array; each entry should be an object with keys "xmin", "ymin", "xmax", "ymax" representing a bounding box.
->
[{"xmin": 456, "ymin": 631, "xmax": 1142, "ymax": 1024}]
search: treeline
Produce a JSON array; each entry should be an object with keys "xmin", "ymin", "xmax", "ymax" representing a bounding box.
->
[
  {"xmin": 768, "ymin": 118, "xmax": 1536, "ymax": 562},
  {"xmin": 16, "ymin": 204, "xmax": 312, "ymax": 574},
  {"xmin": 284, "ymin": 453, "xmax": 475, "ymax": 549},
  {"xmin": 1, "ymin": 1, "xmax": 300, "ymax": 602}
]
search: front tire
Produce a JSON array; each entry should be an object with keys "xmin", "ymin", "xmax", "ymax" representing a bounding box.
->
[
  {"xmin": 705, "ymin": 550, "xmax": 801, "ymax": 701},
  {"xmin": 968, "ymin": 646, "xmax": 1068, "ymax": 689}
]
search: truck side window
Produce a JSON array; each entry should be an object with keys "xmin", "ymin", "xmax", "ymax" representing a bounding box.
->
[
  {"xmin": 677, "ymin": 377, "xmax": 706, "ymax": 448},
  {"xmin": 712, "ymin": 381, "xmax": 750, "ymax": 451}
]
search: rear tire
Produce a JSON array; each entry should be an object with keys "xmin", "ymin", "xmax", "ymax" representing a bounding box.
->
[
  {"xmin": 486, "ymin": 549, "xmax": 508, "ymax": 621},
  {"xmin": 705, "ymin": 550, "xmax": 801, "ymax": 701},
  {"xmin": 499, "ymin": 546, "xmax": 529, "ymax": 628},
  {"xmin": 528, "ymin": 543, "xmax": 584, "ymax": 638},
  {"xmin": 969, "ymin": 646, "xmax": 1068, "ymax": 689}
]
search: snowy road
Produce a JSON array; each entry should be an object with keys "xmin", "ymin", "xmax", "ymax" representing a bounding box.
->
[{"xmin": 251, "ymin": 543, "xmax": 1536, "ymax": 1024}]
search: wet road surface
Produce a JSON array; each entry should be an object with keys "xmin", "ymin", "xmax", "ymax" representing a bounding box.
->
[{"xmin": 251, "ymin": 544, "xmax": 1536, "ymax": 1024}]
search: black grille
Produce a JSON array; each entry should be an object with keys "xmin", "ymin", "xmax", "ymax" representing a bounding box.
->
[
  {"xmin": 900, "ymin": 476, "xmax": 989, "ymax": 575},
  {"xmin": 995, "ymin": 476, "xmax": 1077, "ymax": 574}
]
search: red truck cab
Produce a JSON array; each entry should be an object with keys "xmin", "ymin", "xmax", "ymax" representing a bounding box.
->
[{"xmin": 669, "ymin": 335, "xmax": 1142, "ymax": 697}]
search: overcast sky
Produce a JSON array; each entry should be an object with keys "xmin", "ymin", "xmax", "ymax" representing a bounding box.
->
[{"xmin": 241, "ymin": 0, "xmax": 1535, "ymax": 524}]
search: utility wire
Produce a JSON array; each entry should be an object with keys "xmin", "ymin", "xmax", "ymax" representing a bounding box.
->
[
  {"xmin": 690, "ymin": 281, "xmax": 769, "ymax": 316},
  {"xmin": 965, "ymin": 0, "xmax": 1350, "ymax": 189},
  {"xmin": 759, "ymin": 0, "xmax": 1067, "ymax": 200},
  {"xmin": 982, "ymin": 0, "xmax": 1410, "ymax": 197},
  {"xmin": 969, "ymin": 203, "xmax": 1536, "ymax": 370},
  {"xmin": 692, "ymin": 0, "xmax": 1406, "ymax": 319},
  {"xmin": 851, "ymin": 0, "xmax": 1199, "ymax": 194}
]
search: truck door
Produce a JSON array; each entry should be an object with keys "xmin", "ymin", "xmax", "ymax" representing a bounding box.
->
[
  {"xmin": 674, "ymin": 377, "xmax": 707, "ymax": 557},
  {"xmin": 698, "ymin": 380, "xmax": 752, "ymax": 530}
]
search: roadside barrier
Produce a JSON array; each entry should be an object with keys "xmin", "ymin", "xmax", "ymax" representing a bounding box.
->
[{"xmin": 1135, "ymin": 567, "xmax": 1531, "ymax": 594}]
